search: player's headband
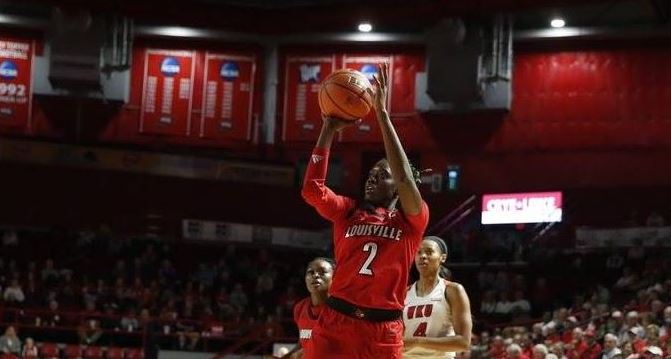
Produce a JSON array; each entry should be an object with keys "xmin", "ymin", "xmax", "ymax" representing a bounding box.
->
[{"xmin": 424, "ymin": 236, "xmax": 448, "ymax": 255}]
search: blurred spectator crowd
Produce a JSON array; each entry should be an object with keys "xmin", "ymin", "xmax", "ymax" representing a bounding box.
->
[{"xmin": 0, "ymin": 212, "xmax": 669, "ymax": 356}]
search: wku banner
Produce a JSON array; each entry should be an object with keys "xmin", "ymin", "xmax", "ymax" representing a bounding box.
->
[
  {"xmin": 339, "ymin": 54, "xmax": 393, "ymax": 143},
  {"xmin": 0, "ymin": 38, "xmax": 34, "ymax": 129},
  {"xmin": 139, "ymin": 49, "xmax": 196, "ymax": 136},
  {"xmin": 200, "ymin": 53, "xmax": 256, "ymax": 141},
  {"xmin": 282, "ymin": 55, "xmax": 336, "ymax": 142}
]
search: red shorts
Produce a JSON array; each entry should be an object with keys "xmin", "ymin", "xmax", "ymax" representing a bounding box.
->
[{"xmin": 307, "ymin": 306, "xmax": 403, "ymax": 359}]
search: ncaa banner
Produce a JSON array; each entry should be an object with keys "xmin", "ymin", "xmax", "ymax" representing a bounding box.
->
[
  {"xmin": 139, "ymin": 49, "xmax": 196, "ymax": 136},
  {"xmin": 339, "ymin": 54, "xmax": 393, "ymax": 143},
  {"xmin": 282, "ymin": 55, "xmax": 336, "ymax": 142},
  {"xmin": 0, "ymin": 38, "xmax": 34, "ymax": 129},
  {"xmin": 200, "ymin": 53, "xmax": 256, "ymax": 141}
]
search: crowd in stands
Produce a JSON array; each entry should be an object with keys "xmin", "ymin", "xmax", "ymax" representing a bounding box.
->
[
  {"xmin": 465, "ymin": 214, "xmax": 671, "ymax": 359},
  {"xmin": 0, "ymin": 212, "xmax": 669, "ymax": 356},
  {"xmin": 443, "ymin": 209, "xmax": 667, "ymax": 264},
  {"xmin": 466, "ymin": 275, "xmax": 671, "ymax": 359},
  {"xmin": 0, "ymin": 227, "xmax": 310, "ymax": 353}
]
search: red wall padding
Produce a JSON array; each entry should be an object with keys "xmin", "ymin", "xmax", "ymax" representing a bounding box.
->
[
  {"xmin": 410, "ymin": 48, "xmax": 671, "ymax": 192},
  {"xmin": 497, "ymin": 50, "xmax": 671, "ymax": 151}
]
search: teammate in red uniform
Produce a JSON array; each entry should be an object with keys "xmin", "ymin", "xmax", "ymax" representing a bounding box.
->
[
  {"xmin": 288, "ymin": 257, "xmax": 335, "ymax": 359},
  {"xmin": 301, "ymin": 63, "xmax": 429, "ymax": 358}
]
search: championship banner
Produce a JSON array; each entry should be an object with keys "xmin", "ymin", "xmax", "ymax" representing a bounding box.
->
[
  {"xmin": 0, "ymin": 38, "xmax": 34, "ymax": 129},
  {"xmin": 200, "ymin": 53, "xmax": 256, "ymax": 141},
  {"xmin": 139, "ymin": 49, "xmax": 195, "ymax": 136},
  {"xmin": 282, "ymin": 55, "xmax": 336, "ymax": 142},
  {"xmin": 576, "ymin": 226, "xmax": 671, "ymax": 248},
  {"xmin": 339, "ymin": 54, "xmax": 393, "ymax": 143}
]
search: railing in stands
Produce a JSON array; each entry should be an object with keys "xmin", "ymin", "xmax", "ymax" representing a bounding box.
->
[{"xmin": 0, "ymin": 307, "xmax": 294, "ymax": 354}]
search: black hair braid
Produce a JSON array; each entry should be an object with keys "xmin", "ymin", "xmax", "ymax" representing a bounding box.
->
[
  {"xmin": 410, "ymin": 163, "xmax": 422, "ymax": 185},
  {"xmin": 439, "ymin": 266, "xmax": 452, "ymax": 279},
  {"xmin": 409, "ymin": 162, "xmax": 431, "ymax": 185}
]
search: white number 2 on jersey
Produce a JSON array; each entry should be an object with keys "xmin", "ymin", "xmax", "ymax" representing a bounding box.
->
[{"xmin": 358, "ymin": 242, "xmax": 378, "ymax": 276}]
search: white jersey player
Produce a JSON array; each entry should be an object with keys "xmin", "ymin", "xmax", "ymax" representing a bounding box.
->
[{"xmin": 403, "ymin": 236, "xmax": 473, "ymax": 359}]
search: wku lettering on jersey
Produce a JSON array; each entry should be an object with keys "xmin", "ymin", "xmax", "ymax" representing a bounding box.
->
[
  {"xmin": 299, "ymin": 329, "xmax": 312, "ymax": 339},
  {"xmin": 343, "ymin": 224, "xmax": 403, "ymax": 241},
  {"xmin": 407, "ymin": 304, "xmax": 434, "ymax": 319}
]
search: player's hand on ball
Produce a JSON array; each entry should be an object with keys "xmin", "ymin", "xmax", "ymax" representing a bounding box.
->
[
  {"xmin": 372, "ymin": 62, "xmax": 389, "ymax": 113},
  {"xmin": 323, "ymin": 115, "xmax": 361, "ymax": 131}
]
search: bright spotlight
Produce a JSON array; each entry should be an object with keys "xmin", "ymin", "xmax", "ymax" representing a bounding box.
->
[
  {"xmin": 550, "ymin": 18, "xmax": 566, "ymax": 28},
  {"xmin": 358, "ymin": 22, "xmax": 373, "ymax": 32}
]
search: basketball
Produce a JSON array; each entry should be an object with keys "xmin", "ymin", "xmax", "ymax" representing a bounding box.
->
[{"xmin": 318, "ymin": 69, "xmax": 374, "ymax": 121}]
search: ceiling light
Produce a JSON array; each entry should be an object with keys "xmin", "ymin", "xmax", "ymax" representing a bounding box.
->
[
  {"xmin": 358, "ymin": 22, "xmax": 372, "ymax": 33},
  {"xmin": 550, "ymin": 18, "xmax": 566, "ymax": 28}
]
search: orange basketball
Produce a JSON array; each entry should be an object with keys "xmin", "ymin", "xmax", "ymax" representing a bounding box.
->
[{"xmin": 318, "ymin": 69, "xmax": 374, "ymax": 121}]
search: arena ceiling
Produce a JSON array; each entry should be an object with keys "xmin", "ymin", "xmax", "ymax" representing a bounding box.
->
[{"xmin": 2, "ymin": 0, "xmax": 670, "ymax": 33}]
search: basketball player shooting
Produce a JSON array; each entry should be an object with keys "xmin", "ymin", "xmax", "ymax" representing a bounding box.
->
[
  {"xmin": 403, "ymin": 236, "xmax": 472, "ymax": 358},
  {"xmin": 301, "ymin": 63, "xmax": 429, "ymax": 358}
]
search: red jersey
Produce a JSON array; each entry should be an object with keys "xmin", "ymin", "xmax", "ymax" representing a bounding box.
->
[
  {"xmin": 293, "ymin": 297, "xmax": 323, "ymax": 351},
  {"xmin": 568, "ymin": 340, "xmax": 590, "ymax": 359},
  {"xmin": 301, "ymin": 147, "xmax": 429, "ymax": 310},
  {"xmin": 583, "ymin": 343, "xmax": 602, "ymax": 359}
]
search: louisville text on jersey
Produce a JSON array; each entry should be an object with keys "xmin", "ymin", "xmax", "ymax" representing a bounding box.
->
[{"xmin": 343, "ymin": 224, "xmax": 403, "ymax": 241}]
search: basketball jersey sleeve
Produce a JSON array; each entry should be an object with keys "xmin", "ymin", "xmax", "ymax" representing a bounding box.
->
[
  {"xmin": 301, "ymin": 147, "xmax": 355, "ymax": 221},
  {"xmin": 402, "ymin": 200, "xmax": 430, "ymax": 234},
  {"xmin": 293, "ymin": 300, "xmax": 301, "ymax": 325}
]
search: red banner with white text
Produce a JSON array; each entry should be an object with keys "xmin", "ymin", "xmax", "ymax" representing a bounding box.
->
[
  {"xmin": 139, "ymin": 49, "xmax": 196, "ymax": 136},
  {"xmin": 199, "ymin": 53, "xmax": 256, "ymax": 141},
  {"xmin": 0, "ymin": 37, "xmax": 34, "ymax": 130},
  {"xmin": 282, "ymin": 55, "xmax": 336, "ymax": 142},
  {"xmin": 338, "ymin": 54, "xmax": 392, "ymax": 143}
]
